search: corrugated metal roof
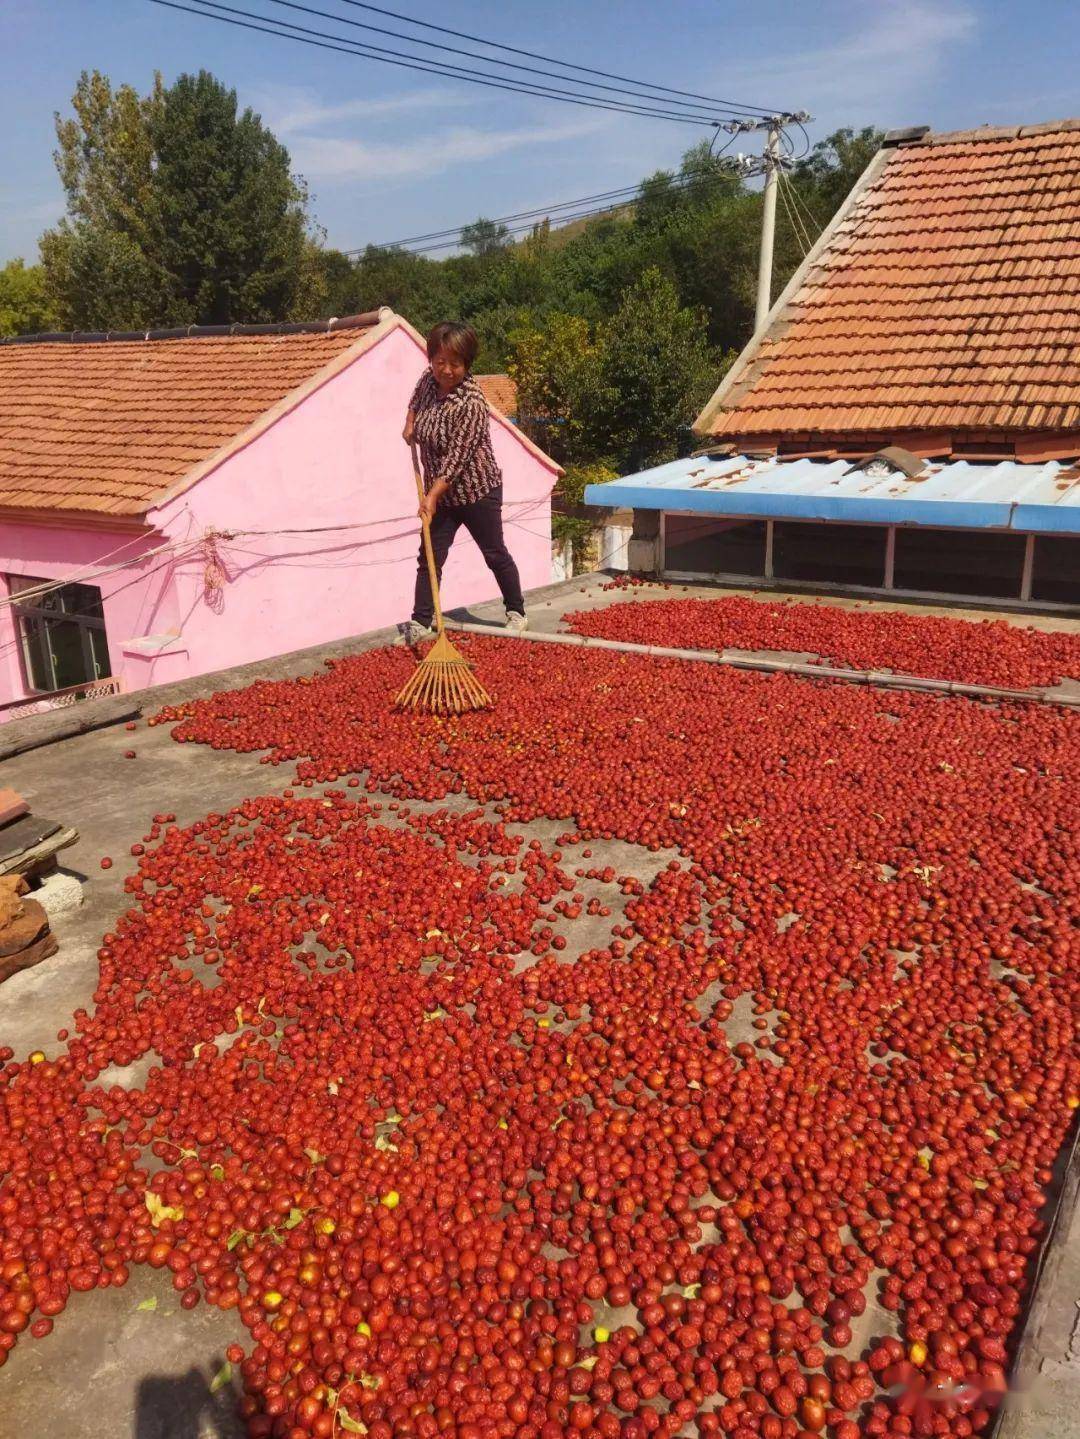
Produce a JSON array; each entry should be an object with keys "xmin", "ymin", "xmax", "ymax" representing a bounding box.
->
[{"xmin": 583, "ymin": 456, "xmax": 1080, "ymax": 533}]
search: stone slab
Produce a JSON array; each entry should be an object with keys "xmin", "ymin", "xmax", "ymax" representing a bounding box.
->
[
  {"xmin": 0, "ymin": 814, "xmax": 62, "ymax": 863},
  {"xmin": 0, "ymin": 926, "xmax": 59, "ymax": 984},
  {"xmin": 0, "ymin": 896, "xmax": 49, "ymax": 957}
]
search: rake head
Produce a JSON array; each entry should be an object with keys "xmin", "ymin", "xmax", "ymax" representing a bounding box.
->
[{"xmin": 395, "ymin": 630, "xmax": 492, "ymax": 714}]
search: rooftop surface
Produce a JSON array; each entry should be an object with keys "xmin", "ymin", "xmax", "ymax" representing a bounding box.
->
[
  {"xmin": 1, "ymin": 577, "xmax": 1078, "ymax": 1439},
  {"xmin": 0, "ymin": 313, "xmax": 386, "ymax": 518},
  {"xmin": 697, "ymin": 121, "xmax": 1080, "ymax": 455}
]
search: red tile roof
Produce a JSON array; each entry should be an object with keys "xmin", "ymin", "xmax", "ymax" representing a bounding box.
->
[
  {"xmin": 698, "ymin": 121, "xmax": 1080, "ymax": 454},
  {"xmin": 475, "ymin": 374, "xmax": 518, "ymax": 417},
  {"xmin": 0, "ymin": 316, "xmax": 386, "ymax": 518}
]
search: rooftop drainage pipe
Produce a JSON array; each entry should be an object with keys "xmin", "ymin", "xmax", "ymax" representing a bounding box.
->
[{"xmin": 445, "ymin": 622, "xmax": 1079, "ymax": 709}]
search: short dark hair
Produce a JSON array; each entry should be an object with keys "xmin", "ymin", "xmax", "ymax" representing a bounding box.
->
[{"xmin": 426, "ymin": 321, "xmax": 478, "ymax": 368}]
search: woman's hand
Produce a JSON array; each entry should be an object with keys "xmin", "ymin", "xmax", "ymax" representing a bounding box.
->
[
  {"xmin": 402, "ymin": 410, "xmax": 415, "ymax": 445},
  {"xmin": 419, "ymin": 477, "xmax": 450, "ymax": 522}
]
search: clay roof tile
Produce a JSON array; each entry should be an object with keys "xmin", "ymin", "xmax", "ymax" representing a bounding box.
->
[
  {"xmin": 699, "ymin": 120, "xmax": 1080, "ymax": 453},
  {"xmin": 0, "ymin": 316, "xmax": 386, "ymax": 516}
]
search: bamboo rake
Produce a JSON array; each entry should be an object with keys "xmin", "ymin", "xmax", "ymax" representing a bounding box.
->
[{"xmin": 394, "ymin": 443, "xmax": 492, "ymax": 714}]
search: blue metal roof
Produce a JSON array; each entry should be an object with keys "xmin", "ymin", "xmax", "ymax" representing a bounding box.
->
[{"xmin": 583, "ymin": 456, "xmax": 1080, "ymax": 534}]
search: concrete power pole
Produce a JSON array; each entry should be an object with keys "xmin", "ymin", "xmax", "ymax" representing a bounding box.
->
[
  {"xmin": 720, "ymin": 111, "xmax": 811, "ymax": 335},
  {"xmin": 754, "ymin": 119, "xmax": 782, "ymax": 333}
]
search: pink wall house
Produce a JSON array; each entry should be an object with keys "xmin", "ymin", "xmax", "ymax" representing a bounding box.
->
[{"xmin": 0, "ymin": 311, "xmax": 558, "ymax": 718}]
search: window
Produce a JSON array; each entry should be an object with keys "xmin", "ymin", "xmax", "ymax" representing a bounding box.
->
[
  {"xmin": 773, "ymin": 522, "xmax": 887, "ymax": 587},
  {"xmin": 1031, "ymin": 536, "xmax": 1080, "ymax": 606},
  {"xmin": 665, "ymin": 515, "xmax": 767, "ymax": 575},
  {"xmin": 893, "ymin": 529, "xmax": 1026, "ymax": 599},
  {"xmin": 8, "ymin": 575, "xmax": 112, "ymax": 693}
]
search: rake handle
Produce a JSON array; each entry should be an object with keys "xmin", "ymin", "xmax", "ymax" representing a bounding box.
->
[{"xmin": 410, "ymin": 440, "xmax": 444, "ymax": 635}]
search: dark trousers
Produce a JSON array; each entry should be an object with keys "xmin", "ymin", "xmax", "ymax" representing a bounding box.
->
[{"xmin": 412, "ymin": 484, "xmax": 525, "ymax": 626}]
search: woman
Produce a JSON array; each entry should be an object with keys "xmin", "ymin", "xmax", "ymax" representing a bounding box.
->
[{"xmin": 403, "ymin": 321, "xmax": 527, "ymax": 643}]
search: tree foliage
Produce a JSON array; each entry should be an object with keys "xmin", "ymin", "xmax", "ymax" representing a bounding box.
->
[
  {"xmin": 793, "ymin": 126, "xmax": 882, "ymax": 211},
  {"xmin": 324, "ymin": 127, "xmax": 879, "ymax": 379},
  {"xmin": 591, "ymin": 268, "xmax": 719, "ymax": 471},
  {"xmin": 460, "ymin": 218, "xmax": 511, "ymax": 256},
  {"xmin": 509, "ymin": 270, "xmax": 719, "ymax": 473},
  {"xmin": 508, "ymin": 313, "xmax": 600, "ymax": 466},
  {"xmin": 149, "ymin": 71, "xmax": 316, "ymax": 324},
  {"xmin": 0, "ymin": 260, "xmax": 58, "ymax": 338},
  {"xmin": 41, "ymin": 69, "xmax": 319, "ymax": 329}
]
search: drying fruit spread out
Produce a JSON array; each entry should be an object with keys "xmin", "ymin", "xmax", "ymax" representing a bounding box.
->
[
  {"xmin": 2, "ymin": 636, "xmax": 1078, "ymax": 1439},
  {"xmin": 563, "ymin": 595, "xmax": 1080, "ymax": 692}
]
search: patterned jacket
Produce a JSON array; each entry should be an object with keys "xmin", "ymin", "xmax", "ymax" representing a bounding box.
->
[{"xmin": 409, "ymin": 371, "xmax": 502, "ymax": 506}]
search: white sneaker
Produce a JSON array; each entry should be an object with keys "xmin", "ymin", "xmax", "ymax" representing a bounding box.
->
[
  {"xmin": 404, "ymin": 620, "xmax": 435, "ymax": 645},
  {"xmin": 505, "ymin": 611, "xmax": 528, "ymax": 634}
]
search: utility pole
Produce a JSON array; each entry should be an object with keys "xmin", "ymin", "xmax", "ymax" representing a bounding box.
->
[
  {"xmin": 721, "ymin": 111, "xmax": 812, "ymax": 335},
  {"xmin": 755, "ymin": 120, "xmax": 781, "ymax": 333}
]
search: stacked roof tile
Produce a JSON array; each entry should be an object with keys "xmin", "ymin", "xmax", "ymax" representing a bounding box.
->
[
  {"xmin": 475, "ymin": 374, "xmax": 518, "ymax": 418},
  {"xmin": 0, "ymin": 323, "xmax": 377, "ymax": 517},
  {"xmin": 699, "ymin": 121, "xmax": 1080, "ymax": 454}
]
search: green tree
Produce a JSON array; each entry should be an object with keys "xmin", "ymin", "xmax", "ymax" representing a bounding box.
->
[
  {"xmin": 149, "ymin": 71, "xmax": 314, "ymax": 324},
  {"xmin": 460, "ymin": 217, "xmax": 511, "ymax": 257},
  {"xmin": 794, "ymin": 126, "xmax": 883, "ymax": 211},
  {"xmin": 350, "ymin": 245, "xmax": 458, "ymax": 332},
  {"xmin": 41, "ymin": 70, "xmax": 166, "ymax": 328},
  {"xmin": 40, "ymin": 224, "xmax": 164, "ymax": 331},
  {"xmin": 0, "ymin": 260, "xmax": 59, "ymax": 337},
  {"xmin": 591, "ymin": 267, "xmax": 716, "ymax": 470},
  {"xmin": 508, "ymin": 313, "xmax": 603, "ymax": 465},
  {"xmin": 509, "ymin": 271, "xmax": 717, "ymax": 474},
  {"xmin": 41, "ymin": 68, "xmax": 318, "ymax": 328},
  {"xmin": 636, "ymin": 140, "xmax": 741, "ymax": 230},
  {"xmin": 314, "ymin": 247, "xmax": 361, "ymax": 317},
  {"xmin": 52, "ymin": 70, "xmax": 163, "ymax": 237}
]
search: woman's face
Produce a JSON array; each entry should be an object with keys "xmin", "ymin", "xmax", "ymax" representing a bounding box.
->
[{"xmin": 431, "ymin": 345, "xmax": 467, "ymax": 392}]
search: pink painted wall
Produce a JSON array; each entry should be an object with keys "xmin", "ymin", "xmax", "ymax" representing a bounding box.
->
[
  {"xmin": 0, "ymin": 522, "xmax": 180, "ymax": 707},
  {"xmin": 0, "ymin": 321, "xmax": 556, "ymax": 714},
  {"xmin": 149, "ymin": 323, "xmax": 555, "ymax": 679}
]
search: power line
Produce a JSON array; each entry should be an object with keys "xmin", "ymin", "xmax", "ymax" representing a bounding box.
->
[
  {"xmin": 369, "ymin": 161, "xmax": 758, "ymax": 255},
  {"xmin": 368, "ymin": 183, "xmax": 651, "ymax": 251},
  {"xmin": 405, "ymin": 205, "xmax": 639, "ymax": 255},
  {"xmin": 786, "ymin": 174, "xmax": 826, "ymax": 239},
  {"xmin": 323, "ymin": 0, "xmax": 780, "ymax": 116},
  {"xmin": 352, "ymin": 118, "xmax": 766, "ymax": 255},
  {"xmin": 151, "ymin": 0, "xmax": 739, "ymax": 126},
  {"xmin": 0, "ymin": 528, "xmax": 165, "ymax": 604},
  {"xmin": 777, "ymin": 169, "xmax": 811, "ymax": 257},
  {"xmin": 2, "ymin": 499, "xmax": 555, "ymax": 669},
  {"xmin": 2, "ymin": 497, "xmax": 550, "ymax": 615},
  {"xmin": 259, "ymin": 0, "xmax": 750, "ymax": 118},
  {"xmin": 2, "ymin": 537, "xmax": 206, "ymax": 611},
  {"xmin": 403, "ymin": 195, "xmax": 691, "ymax": 255},
  {"xmin": 370, "ymin": 165, "xmax": 749, "ymax": 251}
]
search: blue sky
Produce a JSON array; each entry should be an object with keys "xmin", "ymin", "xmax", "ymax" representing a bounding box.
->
[{"xmin": 2, "ymin": 0, "xmax": 1078, "ymax": 264}]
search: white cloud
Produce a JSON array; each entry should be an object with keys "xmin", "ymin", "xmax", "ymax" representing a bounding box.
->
[
  {"xmin": 732, "ymin": 2, "xmax": 977, "ymax": 120},
  {"xmin": 292, "ymin": 116, "xmax": 607, "ymax": 182},
  {"xmin": 252, "ymin": 84, "xmax": 471, "ymax": 137}
]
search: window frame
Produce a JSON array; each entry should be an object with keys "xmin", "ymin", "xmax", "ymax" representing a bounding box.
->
[{"xmin": 7, "ymin": 574, "xmax": 113, "ymax": 695}]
